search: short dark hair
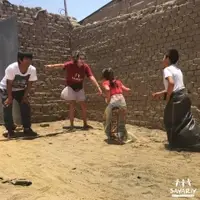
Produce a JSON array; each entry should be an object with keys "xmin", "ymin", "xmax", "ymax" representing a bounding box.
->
[
  {"xmin": 166, "ymin": 49, "xmax": 179, "ymax": 64},
  {"xmin": 72, "ymin": 50, "xmax": 85, "ymax": 62},
  {"xmin": 17, "ymin": 51, "xmax": 33, "ymax": 63}
]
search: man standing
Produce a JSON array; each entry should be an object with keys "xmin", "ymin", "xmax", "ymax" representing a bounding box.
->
[
  {"xmin": 0, "ymin": 52, "xmax": 38, "ymax": 138},
  {"xmin": 45, "ymin": 50, "xmax": 102, "ymax": 130}
]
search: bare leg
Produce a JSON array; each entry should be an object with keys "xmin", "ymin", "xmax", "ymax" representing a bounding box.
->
[
  {"xmin": 69, "ymin": 101, "xmax": 76, "ymax": 128},
  {"xmin": 79, "ymin": 101, "xmax": 88, "ymax": 127}
]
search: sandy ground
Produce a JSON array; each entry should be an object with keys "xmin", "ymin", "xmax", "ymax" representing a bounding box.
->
[{"xmin": 0, "ymin": 119, "xmax": 199, "ymax": 200}]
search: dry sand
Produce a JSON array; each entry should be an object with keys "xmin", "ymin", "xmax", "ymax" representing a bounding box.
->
[{"xmin": 0, "ymin": 119, "xmax": 199, "ymax": 200}]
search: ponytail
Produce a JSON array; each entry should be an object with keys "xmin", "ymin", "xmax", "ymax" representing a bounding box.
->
[{"xmin": 102, "ymin": 68, "xmax": 118, "ymax": 88}]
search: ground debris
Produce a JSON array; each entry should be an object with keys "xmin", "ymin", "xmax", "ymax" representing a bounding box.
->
[{"xmin": 0, "ymin": 177, "xmax": 32, "ymax": 186}]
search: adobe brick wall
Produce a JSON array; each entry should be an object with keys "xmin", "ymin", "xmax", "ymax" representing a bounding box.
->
[
  {"xmin": 1, "ymin": 0, "xmax": 200, "ymax": 129},
  {"xmin": 0, "ymin": 0, "xmax": 72, "ymax": 122},
  {"xmin": 80, "ymin": 0, "xmax": 177, "ymax": 25},
  {"xmin": 73, "ymin": 0, "xmax": 200, "ymax": 129}
]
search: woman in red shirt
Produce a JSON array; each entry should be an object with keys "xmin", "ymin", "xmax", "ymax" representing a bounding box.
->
[
  {"xmin": 45, "ymin": 51, "xmax": 102, "ymax": 130},
  {"xmin": 102, "ymin": 68, "xmax": 132, "ymax": 144}
]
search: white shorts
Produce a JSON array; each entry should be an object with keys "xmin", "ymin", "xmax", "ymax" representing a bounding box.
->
[{"xmin": 61, "ymin": 86, "xmax": 86, "ymax": 102}]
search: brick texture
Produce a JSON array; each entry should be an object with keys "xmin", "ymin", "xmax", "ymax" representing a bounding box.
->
[
  {"xmin": 80, "ymin": 0, "xmax": 178, "ymax": 25},
  {"xmin": 0, "ymin": 0, "xmax": 72, "ymax": 122},
  {"xmin": 1, "ymin": 0, "xmax": 200, "ymax": 130},
  {"xmin": 73, "ymin": 0, "xmax": 200, "ymax": 129}
]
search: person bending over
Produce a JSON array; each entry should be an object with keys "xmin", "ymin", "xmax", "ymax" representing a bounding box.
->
[{"xmin": 0, "ymin": 51, "xmax": 38, "ymax": 138}]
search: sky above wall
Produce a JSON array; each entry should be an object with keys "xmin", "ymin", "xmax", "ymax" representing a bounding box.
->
[{"xmin": 9, "ymin": 0, "xmax": 111, "ymax": 21}]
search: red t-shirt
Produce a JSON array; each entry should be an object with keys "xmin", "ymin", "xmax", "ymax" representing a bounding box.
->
[
  {"xmin": 102, "ymin": 80, "xmax": 123, "ymax": 96},
  {"xmin": 64, "ymin": 61, "xmax": 93, "ymax": 87}
]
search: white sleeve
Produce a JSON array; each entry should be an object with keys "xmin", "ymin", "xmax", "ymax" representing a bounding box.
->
[
  {"xmin": 5, "ymin": 66, "xmax": 15, "ymax": 80},
  {"xmin": 163, "ymin": 68, "xmax": 172, "ymax": 79},
  {"xmin": 29, "ymin": 67, "xmax": 38, "ymax": 81}
]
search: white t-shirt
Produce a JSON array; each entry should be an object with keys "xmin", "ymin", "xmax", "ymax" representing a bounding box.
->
[
  {"xmin": 163, "ymin": 64, "xmax": 185, "ymax": 92},
  {"xmin": 0, "ymin": 62, "xmax": 37, "ymax": 91}
]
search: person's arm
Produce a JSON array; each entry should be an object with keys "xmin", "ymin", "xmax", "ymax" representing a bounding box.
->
[
  {"xmin": 102, "ymin": 84, "xmax": 111, "ymax": 103},
  {"xmin": 122, "ymin": 85, "xmax": 131, "ymax": 91},
  {"xmin": 45, "ymin": 63, "xmax": 65, "ymax": 69},
  {"xmin": 85, "ymin": 64, "xmax": 102, "ymax": 95},
  {"xmin": 152, "ymin": 68, "xmax": 174, "ymax": 100},
  {"xmin": 89, "ymin": 76, "xmax": 102, "ymax": 94},
  {"xmin": 4, "ymin": 67, "xmax": 15, "ymax": 106},
  {"xmin": 166, "ymin": 76, "xmax": 174, "ymax": 102},
  {"xmin": 6, "ymin": 80, "xmax": 13, "ymax": 100},
  {"xmin": 152, "ymin": 89, "xmax": 166, "ymax": 101},
  {"xmin": 152, "ymin": 90, "xmax": 166, "ymax": 96},
  {"xmin": 121, "ymin": 81, "xmax": 131, "ymax": 92},
  {"xmin": 105, "ymin": 89, "xmax": 111, "ymax": 103},
  {"xmin": 23, "ymin": 82, "xmax": 33, "ymax": 100},
  {"xmin": 22, "ymin": 67, "xmax": 38, "ymax": 102},
  {"xmin": 163, "ymin": 68, "xmax": 174, "ymax": 102}
]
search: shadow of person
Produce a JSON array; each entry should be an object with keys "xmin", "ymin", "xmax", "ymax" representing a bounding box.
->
[
  {"xmin": 0, "ymin": 130, "xmax": 66, "ymax": 142},
  {"xmin": 104, "ymin": 139, "xmax": 125, "ymax": 145},
  {"xmin": 2, "ymin": 131, "xmax": 39, "ymax": 141},
  {"xmin": 164, "ymin": 144, "xmax": 200, "ymax": 153},
  {"xmin": 62, "ymin": 125, "xmax": 94, "ymax": 131}
]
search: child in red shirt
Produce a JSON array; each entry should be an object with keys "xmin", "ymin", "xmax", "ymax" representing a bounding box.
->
[{"xmin": 102, "ymin": 68, "xmax": 132, "ymax": 144}]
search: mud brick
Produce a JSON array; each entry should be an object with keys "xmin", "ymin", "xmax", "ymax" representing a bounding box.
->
[
  {"xmin": 1, "ymin": 0, "xmax": 71, "ymax": 123},
  {"xmin": 2, "ymin": 0, "xmax": 200, "ymax": 129}
]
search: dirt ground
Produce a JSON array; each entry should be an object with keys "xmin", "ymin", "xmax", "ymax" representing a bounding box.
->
[{"xmin": 0, "ymin": 119, "xmax": 199, "ymax": 200}]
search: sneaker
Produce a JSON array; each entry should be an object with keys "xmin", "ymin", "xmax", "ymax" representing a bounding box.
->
[
  {"xmin": 3, "ymin": 130, "xmax": 15, "ymax": 138},
  {"xmin": 24, "ymin": 128, "xmax": 38, "ymax": 136}
]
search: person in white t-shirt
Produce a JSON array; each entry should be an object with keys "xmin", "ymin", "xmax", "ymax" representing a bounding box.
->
[
  {"xmin": 152, "ymin": 50, "xmax": 185, "ymax": 102},
  {"xmin": 0, "ymin": 52, "xmax": 38, "ymax": 138},
  {"xmin": 152, "ymin": 49, "xmax": 200, "ymax": 150}
]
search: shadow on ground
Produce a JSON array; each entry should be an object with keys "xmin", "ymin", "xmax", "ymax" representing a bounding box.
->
[{"xmin": 164, "ymin": 144, "xmax": 200, "ymax": 153}]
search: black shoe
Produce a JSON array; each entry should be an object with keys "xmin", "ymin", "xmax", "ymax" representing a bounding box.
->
[
  {"xmin": 12, "ymin": 124, "xmax": 17, "ymax": 131},
  {"xmin": 24, "ymin": 128, "xmax": 38, "ymax": 136},
  {"xmin": 3, "ymin": 130, "xmax": 15, "ymax": 138},
  {"xmin": 82, "ymin": 125, "xmax": 93, "ymax": 130}
]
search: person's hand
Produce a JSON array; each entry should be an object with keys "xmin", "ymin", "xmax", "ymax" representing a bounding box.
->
[
  {"xmin": 4, "ymin": 97, "xmax": 12, "ymax": 107},
  {"xmin": 97, "ymin": 87, "xmax": 102, "ymax": 96},
  {"xmin": 123, "ymin": 88, "xmax": 131, "ymax": 96},
  {"xmin": 44, "ymin": 64, "xmax": 51, "ymax": 68},
  {"xmin": 152, "ymin": 92, "xmax": 162, "ymax": 99},
  {"xmin": 166, "ymin": 95, "xmax": 170, "ymax": 103},
  {"xmin": 21, "ymin": 95, "xmax": 29, "ymax": 104},
  {"xmin": 124, "ymin": 88, "xmax": 132, "ymax": 96}
]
